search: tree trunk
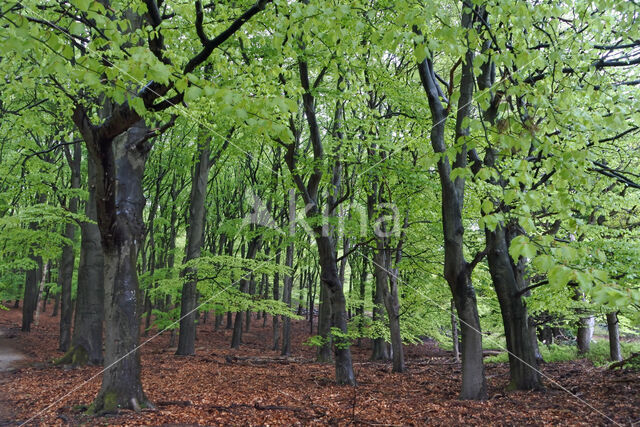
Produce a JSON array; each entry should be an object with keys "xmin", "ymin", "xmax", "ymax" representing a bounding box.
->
[
  {"xmin": 281, "ymin": 238, "xmax": 294, "ymax": 356},
  {"xmin": 530, "ymin": 317, "xmax": 544, "ymax": 364},
  {"xmin": 451, "ymin": 299, "xmax": 460, "ymax": 362},
  {"xmin": 59, "ymin": 142, "xmax": 81, "ymax": 352},
  {"xmin": 226, "ymin": 311, "xmax": 233, "ymax": 329},
  {"xmin": 606, "ymin": 311, "xmax": 622, "ymax": 362},
  {"xmin": 231, "ymin": 236, "xmax": 261, "ymax": 349},
  {"xmin": 485, "ymin": 224, "xmax": 542, "ymax": 390},
  {"xmin": 88, "ymin": 121, "xmax": 151, "ymax": 413},
  {"xmin": 51, "ymin": 292, "xmax": 60, "ymax": 317},
  {"xmin": 316, "ymin": 234, "xmax": 355, "ymax": 385},
  {"xmin": 63, "ymin": 156, "xmax": 104, "ymax": 366},
  {"xmin": 231, "ymin": 309, "xmax": 244, "ymax": 348},
  {"xmin": 357, "ymin": 255, "xmax": 368, "ymax": 344},
  {"xmin": 177, "ymin": 141, "xmax": 211, "ymax": 356},
  {"xmin": 245, "ymin": 275, "xmax": 256, "ymax": 332},
  {"xmin": 371, "ymin": 248, "xmax": 390, "ymax": 361},
  {"xmin": 577, "ymin": 314, "xmax": 595, "ymax": 354},
  {"xmin": 316, "ymin": 282, "xmax": 332, "ymax": 362},
  {"xmin": 33, "ymin": 261, "xmax": 50, "ymax": 327},
  {"xmin": 417, "ymin": 3, "xmax": 488, "ymax": 400},
  {"xmin": 21, "ymin": 256, "xmax": 40, "ymax": 332},
  {"xmin": 272, "ymin": 249, "xmax": 281, "ymax": 351},
  {"xmin": 384, "ymin": 268, "xmax": 404, "ymax": 372}
]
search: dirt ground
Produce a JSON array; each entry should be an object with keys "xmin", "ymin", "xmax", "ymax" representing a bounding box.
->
[{"xmin": 0, "ymin": 306, "xmax": 638, "ymax": 426}]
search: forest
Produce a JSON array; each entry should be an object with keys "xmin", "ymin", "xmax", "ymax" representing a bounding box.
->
[{"xmin": 0, "ymin": 0, "xmax": 639, "ymax": 425}]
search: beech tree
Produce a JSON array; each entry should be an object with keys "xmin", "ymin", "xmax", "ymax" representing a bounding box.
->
[{"xmin": 1, "ymin": 0, "xmax": 639, "ymax": 413}]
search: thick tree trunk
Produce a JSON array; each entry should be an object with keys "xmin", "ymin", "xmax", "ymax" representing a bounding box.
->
[
  {"xmin": 88, "ymin": 121, "xmax": 151, "ymax": 413},
  {"xmin": 59, "ymin": 143, "xmax": 81, "ymax": 352},
  {"xmin": 485, "ymin": 224, "xmax": 542, "ymax": 391},
  {"xmin": 606, "ymin": 311, "xmax": 622, "ymax": 362},
  {"xmin": 177, "ymin": 142, "xmax": 211, "ymax": 356}
]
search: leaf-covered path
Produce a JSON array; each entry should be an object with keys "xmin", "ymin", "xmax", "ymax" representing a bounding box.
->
[
  {"xmin": 1, "ymin": 307, "xmax": 638, "ymax": 426},
  {"xmin": 0, "ymin": 326, "xmax": 26, "ymax": 425}
]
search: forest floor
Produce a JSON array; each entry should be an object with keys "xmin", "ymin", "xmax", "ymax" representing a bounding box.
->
[{"xmin": 0, "ymin": 307, "xmax": 638, "ymax": 426}]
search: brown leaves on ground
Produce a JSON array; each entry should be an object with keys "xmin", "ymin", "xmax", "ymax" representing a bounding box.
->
[{"xmin": 0, "ymin": 307, "xmax": 638, "ymax": 426}]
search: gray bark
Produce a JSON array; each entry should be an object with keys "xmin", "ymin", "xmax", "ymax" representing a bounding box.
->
[
  {"xmin": 231, "ymin": 236, "xmax": 261, "ymax": 348},
  {"xmin": 281, "ymin": 237, "xmax": 295, "ymax": 356},
  {"xmin": 86, "ymin": 121, "xmax": 151, "ymax": 412},
  {"xmin": 371, "ymin": 248, "xmax": 390, "ymax": 361},
  {"xmin": 69, "ymin": 155, "xmax": 104, "ymax": 365},
  {"xmin": 417, "ymin": 56, "xmax": 487, "ymax": 399},
  {"xmin": 21, "ymin": 254, "xmax": 41, "ymax": 332},
  {"xmin": 606, "ymin": 311, "xmax": 622, "ymax": 362},
  {"xmin": 451, "ymin": 299, "xmax": 460, "ymax": 362},
  {"xmin": 577, "ymin": 314, "xmax": 595, "ymax": 354},
  {"xmin": 272, "ymin": 249, "xmax": 281, "ymax": 351},
  {"xmin": 317, "ymin": 282, "xmax": 333, "ymax": 362},
  {"xmin": 177, "ymin": 141, "xmax": 211, "ymax": 356},
  {"xmin": 486, "ymin": 224, "xmax": 542, "ymax": 390},
  {"xmin": 59, "ymin": 142, "xmax": 81, "ymax": 352}
]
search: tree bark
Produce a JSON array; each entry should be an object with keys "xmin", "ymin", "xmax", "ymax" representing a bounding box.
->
[
  {"xmin": 316, "ymin": 282, "xmax": 333, "ymax": 362},
  {"xmin": 63, "ymin": 156, "xmax": 104, "ymax": 366},
  {"xmin": 86, "ymin": 121, "xmax": 151, "ymax": 413},
  {"xmin": 606, "ymin": 311, "xmax": 622, "ymax": 362},
  {"xmin": 231, "ymin": 236, "xmax": 261, "ymax": 348},
  {"xmin": 272, "ymin": 249, "xmax": 281, "ymax": 351},
  {"xmin": 371, "ymin": 248, "xmax": 390, "ymax": 361},
  {"xmin": 33, "ymin": 261, "xmax": 50, "ymax": 327},
  {"xmin": 59, "ymin": 142, "xmax": 81, "ymax": 352},
  {"xmin": 177, "ymin": 140, "xmax": 211, "ymax": 356},
  {"xmin": 485, "ymin": 224, "xmax": 542, "ymax": 390},
  {"xmin": 577, "ymin": 314, "xmax": 595, "ymax": 354},
  {"xmin": 51, "ymin": 292, "xmax": 60, "ymax": 317},
  {"xmin": 451, "ymin": 299, "xmax": 460, "ymax": 362},
  {"xmin": 21, "ymin": 254, "xmax": 41, "ymax": 332},
  {"xmin": 281, "ymin": 238, "xmax": 294, "ymax": 356},
  {"xmin": 316, "ymin": 235, "xmax": 355, "ymax": 384},
  {"xmin": 417, "ymin": 7, "xmax": 487, "ymax": 398}
]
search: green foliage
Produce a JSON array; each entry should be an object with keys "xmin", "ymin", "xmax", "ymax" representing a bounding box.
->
[{"xmin": 486, "ymin": 340, "xmax": 640, "ymax": 368}]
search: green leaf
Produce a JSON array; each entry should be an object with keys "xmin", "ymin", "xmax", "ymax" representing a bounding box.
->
[
  {"xmin": 548, "ymin": 265, "xmax": 573, "ymax": 289},
  {"xmin": 184, "ymin": 86, "xmax": 203, "ymax": 103},
  {"xmin": 481, "ymin": 199, "xmax": 494, "ymax": 214},
  {"xmin": 130, "ymin": 97, "xmax": 146, "ymax": 115}
]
